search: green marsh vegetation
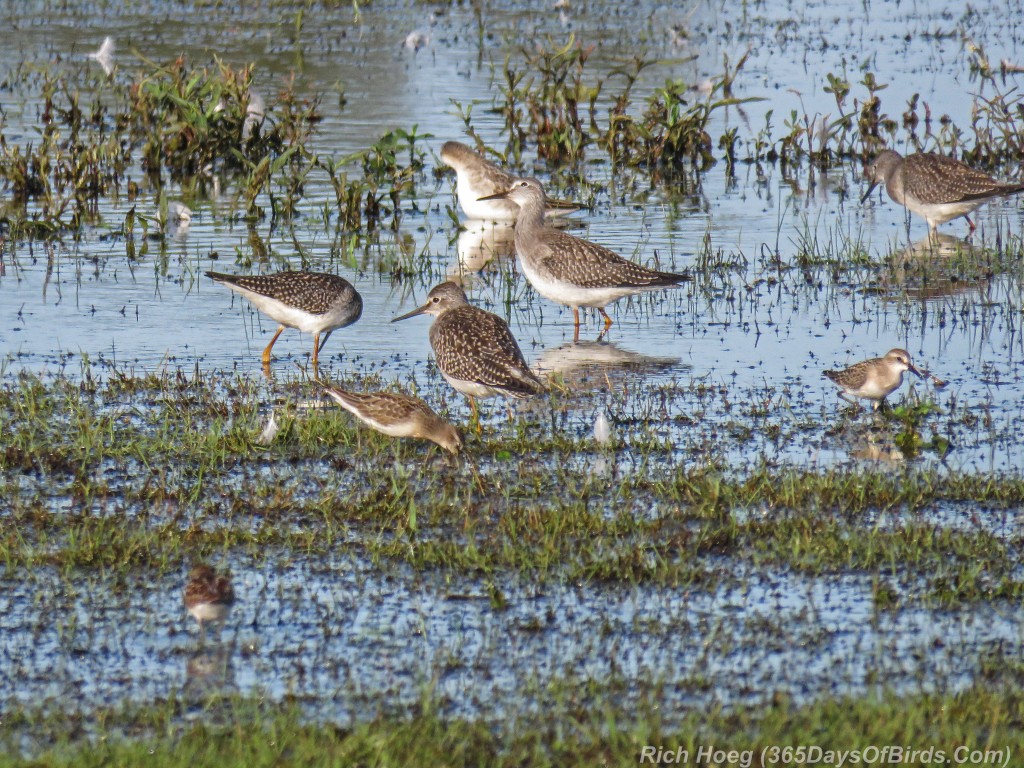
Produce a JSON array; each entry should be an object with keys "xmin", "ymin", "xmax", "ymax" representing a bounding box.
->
[{"xmin": 3, "ymin": 684, "xmax": 1024, "ymax": 767}]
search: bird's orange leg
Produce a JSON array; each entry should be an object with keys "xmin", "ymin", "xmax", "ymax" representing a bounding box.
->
[
  {"xmin": 262, "ymin": 326, "xmax": 286, "ymax": 365},
  {"xmin": 599, "ymin": 308, "xmax": 614, "ymax": 333}
]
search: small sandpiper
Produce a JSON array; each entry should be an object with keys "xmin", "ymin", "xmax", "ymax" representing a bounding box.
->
[
  {"xmin": 440, "ymin": 141, "xmax": 579, "ymax": 221},
  {"xmin": 184, "ymin": 564, "xmax": 235, "ymax": 643},
  {"xmin": 479, "ymin": 177, "xmax": 690, "ymax": 340},
  {"xmin": 823, "ymin": 348, "xmax": 924, "ymax": 411},
  {"xmin": 391, "ymin": 281, "xmax": 545, "ymax": 419},
  {"xmin": 206, "ymin": 270, "xmax": 362, "ymax": 369},
  {"xmin": 320, "ymin": 382, "xmax": 463, "ymax": 454},
  {"xmin": 861, "ymin": 149, "xmax": 1024, "ymax": 235}
]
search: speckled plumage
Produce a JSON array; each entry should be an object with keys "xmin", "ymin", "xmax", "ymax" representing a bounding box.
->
[
  {"xmin": 440, "ymin": 141, "xmax": 579, "ymax": 221},
  {"xmin": 823, "ymin": 348, "xmax": 923, "ymax": 410},
  {"xmin": 184, "ymin": 564, "xmax": 235, "ymax": 640},
  {"xmin": 321, "ymin": 384, "xmax": 463, "ymax": 454},
  {"xmin": 206, "ymin": 271, "xmax": 359, "ymax": 315},
  {"xmin": 862, "ymin": 150, "xmax": 1024, "ymax": 233},
  {"xmin": 480, "ymin": 177, "xmax": 690, "ymax": 337},
  {"xmin": 392, "ymin": 282, "xmax": 545, "ymax": 408},
  {"xmin": 206, "ymin": 270, "xmax": 362, "ymax": 367},
  {"xmin": 430, "ymin": 304, "xmax": 545, "ymax": 398}
]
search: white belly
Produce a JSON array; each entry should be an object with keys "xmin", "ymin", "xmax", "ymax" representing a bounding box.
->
[
  {"xmin": 905, "ymin": 198, "xmax": 986, "ymax": 227},
  {"xmin": 847, "ymin": 372, "xmax": 903, "ymax": 401},
  {"xmin": 458, "ymin": 177, "xmax": 519, "ymax": 221},
  {"xmin": 188, "ymin": 602, "xmax": 231, "ymax": 624},
  {"xmin": 442, "ymin": 372, "xmax": 501, "ymax": 399},
  {"xmin": 243, "ymin": 294, "xmax": 328, "ymax": 333},
  {"xmin": 518, "ymin": 255, "xmax": 644, "ymax": 309}
]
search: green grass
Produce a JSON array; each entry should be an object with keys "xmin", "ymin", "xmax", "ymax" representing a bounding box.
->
[
  {"xmin": 3, "ymin": 682, "xmax": 1022, "ymax": 767},
  {"xmin": 1, "ymin": 366, "xmax": 1023, "ymax": 604}
]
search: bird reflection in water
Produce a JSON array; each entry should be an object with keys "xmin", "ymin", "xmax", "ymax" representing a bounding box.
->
[{"xmin": 532, "ymin": 338, "xmax": 684, "ymax": 394}]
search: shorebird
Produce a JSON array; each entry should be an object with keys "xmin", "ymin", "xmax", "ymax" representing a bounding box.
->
[
  {"xmin": 391, "ymin": 281, "xmax": 545, "ymax": 420},
  {"xmin": 206, "ymin": 270, "xmax": 362, "ymax": 369},
  {"xmin": 480, "ymin": 177, "xmax": 690, "ymax": 340},
  {"xmin": 320, "ymin": 382, "xmax": 463, "ymax": 454},
  {"xmin": 440, "ymin": 141, "xmax": 579, "ymax": 221},
  {"xmin": 184, "ymin": 564, "xmax": 235, "ymax": 643},
  {"xmin": 823, "ymin": 348, "xmax": 924, "ymax": 411},
  {"xmin": 861, "ymin": 149, "xmax": 1024, "ymax": 235}
]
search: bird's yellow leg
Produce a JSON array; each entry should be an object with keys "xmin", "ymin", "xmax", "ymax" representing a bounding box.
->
[
  {"xmin": 470, "ymin": 397, "xmax": 481, "ymax": 434},
  {"xmin": 262, "ymin": 325, "xmax": 286, "ymax": 365}
]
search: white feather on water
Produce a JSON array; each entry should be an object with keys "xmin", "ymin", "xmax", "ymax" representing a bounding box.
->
[
  {"xmin": 88, "ymin": 36, "xmax": 115, "ymax": 76},
  {"xmin": 257, "ymin": 410, "xmax": 280, "ymax": 445},
  {"xmin": 593, "ymin": 410, "xmax": 612, "ymax": 446}
]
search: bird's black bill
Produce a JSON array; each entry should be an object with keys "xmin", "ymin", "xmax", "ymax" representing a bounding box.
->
[
  {"xmin": 391, "ymin": 305, "xmax": 428, "ymax": 323},
  {"xmin": 860, "ymin": 181, "xmax": 879, "ymax": 204}
]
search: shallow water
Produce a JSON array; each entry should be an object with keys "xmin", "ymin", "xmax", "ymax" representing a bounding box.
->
[
  {"xmin": 4, "ymin": 558, "xmax": 1020, "ymax": 726},
  {"xmin": 3, "ymin": 0, "xmax": 1024, "ymax": 737}
]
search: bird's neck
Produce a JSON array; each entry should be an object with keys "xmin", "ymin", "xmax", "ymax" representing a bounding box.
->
[{"xmin": 514, "ymin": 196, "xmax": 547, "ymax": 235}]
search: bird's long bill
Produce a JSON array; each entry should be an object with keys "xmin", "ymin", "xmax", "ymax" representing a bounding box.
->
[
  {"xmin": 477, "ymin": 190, "xmax": 510, "ymax": 201},
  {"xmin": 860, "ymin": 180, "xmax": 879, "ymax": 204},
  {"xmin": 317, "ymin": 330, "xmax": 333, "ymax": 353},
  {"xmin": 545, "ymin": 195, "xmax": 580, "ymax": 210},
  {"xmin": 391, "ymin": 303, "xmax": 429, "ymax": 323},
  {"xmin": 908, "ymin": 362, "xmax": 925, "ymax": 379}
]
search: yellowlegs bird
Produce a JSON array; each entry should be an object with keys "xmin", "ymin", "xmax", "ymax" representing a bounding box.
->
[
  {"xmin": 320, "ymin": 382, "xmax": 463, "ymax": 454},
  {"xmin": 206, "ymin": 271, "xmax": 362, "ymax": 369},
  {"xmin": 184, "ymin": 564, "xmax": 235, "ymax": 643},
  {"xmin": 862, "ymin": 149, "xmax": 1024, "ymax": 235},
  {"xmin": 480, "ymin": 177, "xmax": 690, "ymax": 340},
  {"xmin": 823, "ymin": 348, "xmax": 924, "ymax": 410},
  {"xmin": 440, "ymin": 141, "xmax": 579, "ymax": 221},
  {"xmin": 391, "ymin": 281, "xmax": 545, "ymax": 419}
]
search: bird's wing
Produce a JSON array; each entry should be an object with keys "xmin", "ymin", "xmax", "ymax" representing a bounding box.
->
[{"xmin": 536, "ymin": 230, "xmax": 686, "ymax": 288}]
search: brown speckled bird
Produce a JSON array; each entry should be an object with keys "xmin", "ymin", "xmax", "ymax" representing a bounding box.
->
[
  {"xmin": 862, "ymin": 150, "xmax": 1024, "ymax": 235},
  {"xmin": 479, "ymin": 177, "xmax": 690, "ymax": 340},
  {"xmin": 823, "ymin": 348, "xmax": 924, "ymax": 411},
  {"xmin": 440, "ymin": 141, "xmax": 579, "ymax": 221},
  {"xmin": 206, "ymin": 270, "xmax": 362, "ymax": 368},
  {"xmin": 391, "ymin": 282, "xmax": 545, "ymax": 419},
  {"xmin": 320, "ymin": 383, "xmax": 463, "ymax": 454},
  {"xmin": 184, "ymin": 564, "xmax": 235, "ymax": 643}
]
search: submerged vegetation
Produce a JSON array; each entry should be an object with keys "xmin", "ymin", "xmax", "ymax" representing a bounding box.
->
[
  {"xmin": 2, "ymin": 24, "xmax": 1023, "ymax": 239},
  {"xmin": 0, "ymin": 364, "xmax": 1019, "ymax": 604}
]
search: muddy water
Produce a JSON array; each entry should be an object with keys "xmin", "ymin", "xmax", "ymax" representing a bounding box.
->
[{"xmin": 3, "ymin": 0, "xmax": 1024, "ymax": 734}]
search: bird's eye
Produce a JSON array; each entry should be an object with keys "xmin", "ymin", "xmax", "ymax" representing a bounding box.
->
[{"xmin": 432, "ymin": 296, "xmax": 440, "ymax": 303}]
